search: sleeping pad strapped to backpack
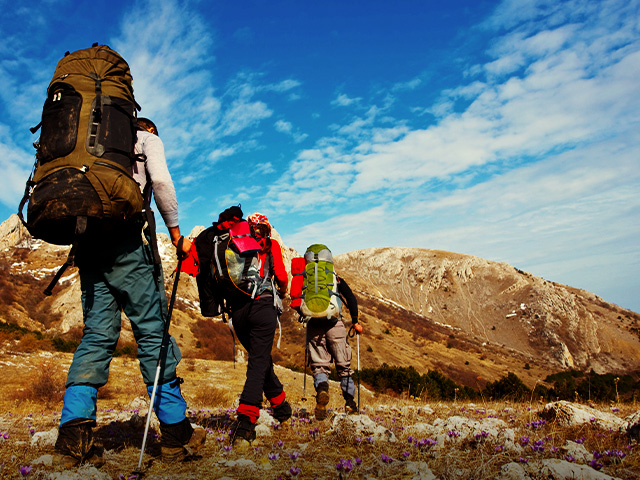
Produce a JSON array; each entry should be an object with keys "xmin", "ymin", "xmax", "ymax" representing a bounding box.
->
[
  {"xmin": 290, "ymin": 244, "xmax": 342, "ymax": 320},
  {"xmin": 193, "ymin": 206, "xmax": 271, "ymax": 317},
  {"xmin": 19, "ymin": 44, "xmax": 143, "ymax": 245}
]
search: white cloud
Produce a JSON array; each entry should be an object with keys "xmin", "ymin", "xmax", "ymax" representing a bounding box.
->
[
  {"xmin": 0, "ymin": 124, "xmax": 32, "ymax": 207},
  {"xmin": 271, "ymin": 2, "xmax": 640, "ymax": 210},
  {"xmin": 254, "ymin": 162, "xmax": 275, "ymax": 175},
  {"xmin": 331, "ymin": 93, "xmax": 362, "ymax": 107},
  {"xmin": 274, "ymin": 119, "xmax": 308, "ymax": 144},
  {"xmin": 392, "ymin": 77, "xmax": 423, "ymax": 92},
  {"xmin": 220, "ymin": 99, "xmax": 272, "ymax": 137},
  {"xmin": 268, "ymin": 79, "xmax": 302, "ymax": 93},
  {"xmin": 271, "ymin": 0, "xmax": 640, "ymax": 311}
]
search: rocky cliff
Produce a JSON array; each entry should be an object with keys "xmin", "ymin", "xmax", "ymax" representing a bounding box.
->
[{"xmin": 2, "ymin": 214, "xmax": 639, "ymax": 388}]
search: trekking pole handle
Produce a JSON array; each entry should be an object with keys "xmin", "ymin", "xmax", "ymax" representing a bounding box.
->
[{"xmin": 176, "ymin": 235, "xmax": 188, "ymax": 260}]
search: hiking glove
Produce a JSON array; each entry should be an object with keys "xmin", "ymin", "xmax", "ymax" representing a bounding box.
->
[{"xmin": 353, "ymin": 322, "xmax": 363, "ymax": 334}]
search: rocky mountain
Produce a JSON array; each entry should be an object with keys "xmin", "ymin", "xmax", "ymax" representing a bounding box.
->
[{"xmin": 2, "ymin": 214, "xmax": 639, "ymax": 390}]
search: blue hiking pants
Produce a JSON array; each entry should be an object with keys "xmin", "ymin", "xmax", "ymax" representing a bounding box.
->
[{"xmin": 60, "ymin": 232, "xmax": 185, "ymax": 425}]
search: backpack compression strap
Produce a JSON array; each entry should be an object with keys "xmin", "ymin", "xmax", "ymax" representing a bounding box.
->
[{"xmin": 43, "ymin": 216, "xmax": 87, "ymax": 296}]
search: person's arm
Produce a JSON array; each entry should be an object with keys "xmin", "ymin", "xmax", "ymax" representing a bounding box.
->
[
  {"xmin": 269, "ymin": 239, "xmax": 288, "ymax": 296},
  {"xmin": 143, "ymin": 133, "xmax": 190, "ymax": 255},
  {"xmin": 337, "ymin": 277, "xmax": 358, "ymax": 322}
]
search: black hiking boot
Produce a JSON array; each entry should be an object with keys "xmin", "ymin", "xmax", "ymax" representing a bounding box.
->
[
  {"xmin": 315, "ymin": 382, "xmax": 330, "ymax": 421},
  {"xmin": 229, "ymin": 414, "xmax": 256, "ymax": 445},
  {"xmin": 53, "ymin": 418, "xmax": 104, "ymax": 468},
  {"xmin": 344, "ymin": 395, "xmax": 358, "ymax": 414},
  {"xmin": 160, "ymin": 418, "xmax": 206, "ymax": 463},
  {"xmin": 272, "ymin": 400, "xmax": 292, "ymax": 424}
]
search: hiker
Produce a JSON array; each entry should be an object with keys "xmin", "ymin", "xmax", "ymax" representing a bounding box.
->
[
  {"xmin": 187, "ymin": 207, "xmax": 291, "ymax": 444},
  {"xmin": 54, "ymin": 118, "xmax": 205, "ymax": 466},
  {"xmin": 291, "ymin": 244, "xmax": 362, "ymax": 420},
  {"xmin": 229, "ymin": 211, "xmax": 291, "ymax": 443}
]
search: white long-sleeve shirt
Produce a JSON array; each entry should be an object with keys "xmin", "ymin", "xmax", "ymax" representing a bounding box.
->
[{"xmin": 133, "ymin": 130, "xmax": 179, "ymax": 228}]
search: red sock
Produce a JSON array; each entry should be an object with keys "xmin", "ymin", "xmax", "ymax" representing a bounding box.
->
[
  {"xmin": 269, "ymin": 391, "xmax": 286, "ymax": 408},
  {"xmin": 237, "ymin": 404, "xmax": 259, "ymax": 423}
]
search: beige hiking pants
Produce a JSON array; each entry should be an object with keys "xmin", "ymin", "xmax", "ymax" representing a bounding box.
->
[{"xmin": 306, "ymin": 317, "xmax": 354, "ymax": 379}]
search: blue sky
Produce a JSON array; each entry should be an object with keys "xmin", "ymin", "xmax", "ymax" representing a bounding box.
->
[{"xmin": 1, "ymin": 0, "xmax": 639, "ymax": 312}]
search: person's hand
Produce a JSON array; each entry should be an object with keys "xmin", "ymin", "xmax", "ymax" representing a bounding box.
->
[
  {"xmin": 352, "ymin": 321, "xmax": 363, "ymax": 334},
  {"xmin": 174, "ymin": 236, "xmax": 192, "ymax": 259}
]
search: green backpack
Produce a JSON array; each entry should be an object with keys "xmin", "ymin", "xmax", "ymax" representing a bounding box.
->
[{"xmin": 298, "ymin": 244, "xmax": 342, "ymax": 319}]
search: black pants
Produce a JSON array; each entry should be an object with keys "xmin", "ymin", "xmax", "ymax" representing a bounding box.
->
[{"xmin": 232, "ymin": 296, "xmax": 284, "ymax": 407}]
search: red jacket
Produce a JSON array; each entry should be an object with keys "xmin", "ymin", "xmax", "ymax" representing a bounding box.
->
[{"xmin": 258, "ymin": 238, "xmax": 288, "ymax": 295}]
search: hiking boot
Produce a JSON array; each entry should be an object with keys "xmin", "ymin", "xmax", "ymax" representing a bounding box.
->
[
  {"xmin": 229, "ymin": 414, "xmax": 256, "ymax": 444},
  {"xmin": 161, "ymin": 426, "xmax": 206, "ymax": 463},
  {"xmin": 345, "ymin": 396, "xmax": 358, "ymax": 414},
  {"xmin": 53, "ymin": 447, "xmax": 105, "ymax": 469},
  {"xmin": 272, "ymin": 400, "xmax": 292, "ymax": 424},
  {"xmin": 54, "ymin": 418, "xmax": 104, "ymax": 468},
  {"xmin": 314, "ymin": 382, "xmax": 330, "ymax": 421},
  {"xmin": 160, "ymin": 419, "xmax": 207, "ymax": 463}
]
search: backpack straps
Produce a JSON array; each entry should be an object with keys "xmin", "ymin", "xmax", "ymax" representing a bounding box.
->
[
  {"xmin": 141, "ymin": 179, "xmax": 163, "ymax": 273},
  {"xmin": 43, "ymin": 216, "xmax": 87, "ymax": 296}
]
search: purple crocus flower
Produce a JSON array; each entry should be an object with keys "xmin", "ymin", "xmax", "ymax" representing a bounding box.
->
[
  {"xmin": 336, "ymin": 459, "xmax": 353, "ymax": 472},
  {"xmin": 531, "ymin": 440, "xmax": 545, "ymax": 452},
  {"xmin": 289, "ymin": 466, "xmax": 301, "ymax": 476},
  {"xmin": 381, "ymin": 454, "xmax": 393, "ymax": 464},
  {"xmin": 19, "ymin": 465, "xmax": 32, "ymax": 477},
  {"xmin": 588, "ymin": 459, "xmax": 603, "ymax": 470}
]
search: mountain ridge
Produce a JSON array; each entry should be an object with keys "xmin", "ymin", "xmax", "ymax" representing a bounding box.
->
[{"xmin": 2, "ymin": 214, "xmax": 639, "ymax": 390}]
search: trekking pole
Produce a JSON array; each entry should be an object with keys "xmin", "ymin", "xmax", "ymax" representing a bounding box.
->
[
  {"xmin": 302, "ymin": 341, "xmax": 308, "ymax": 402},
  {"xmin": 348, "ymin": 324, "xmax": 362, "ymax": 413},
  {"xmin": 135, "ymin": 237, "xmax": 185, "ymax": 475},
  {"xmin": 301, "ymin": 317, "xmax": 308, "ymax": 401},
  {"xmin": 356, "ymin": 330, "xmax": 361, "ymax": 412},
  {"xmin": 228, "ymin": 316, "xmax": 236, "ymax": 370}
]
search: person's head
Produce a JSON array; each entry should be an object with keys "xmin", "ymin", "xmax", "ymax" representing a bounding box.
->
[
  {"xmin": 137, "ymin": 117, "xmax": 158, "ymax": 136},
  {"xmin": 247, "ymin": 212, "xmax": 271, "ymax": 240},
  {"xmin": 216, "ymin": 204, "xmax": 243, "ymax": 230}
]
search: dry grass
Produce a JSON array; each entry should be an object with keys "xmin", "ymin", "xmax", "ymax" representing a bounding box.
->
[
  {"xmin": 10, "ymin": 361, "xmax": 66, "ymax": 408},
  {"xmin": 0, "ymin": 351, "xmax": 638, "ymax": 479}
]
